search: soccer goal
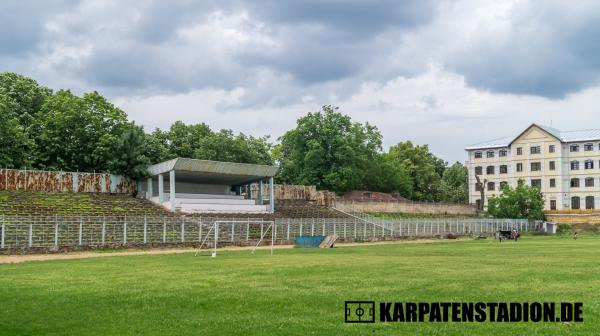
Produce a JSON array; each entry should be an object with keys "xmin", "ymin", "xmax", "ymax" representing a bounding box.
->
[{"xmin": 194, "ymin": 220, "xmax": 276, "ymax": 257}]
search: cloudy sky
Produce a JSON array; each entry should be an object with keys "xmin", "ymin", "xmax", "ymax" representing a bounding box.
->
[{"xmin": 2, "ymin": 0, "xmax": 600, "ymax": 163}]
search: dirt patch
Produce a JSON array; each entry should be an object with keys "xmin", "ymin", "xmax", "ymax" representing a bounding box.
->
[{"xmin": 0, "ymin": 239, "xmax": 467, "ymax": 264}]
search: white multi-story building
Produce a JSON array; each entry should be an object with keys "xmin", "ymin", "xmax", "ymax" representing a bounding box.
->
[{"xmin": 465, "ymin": 124, "xmax": 600, "ymax": 211}]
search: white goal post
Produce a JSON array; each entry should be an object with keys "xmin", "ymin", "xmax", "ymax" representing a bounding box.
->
[{"xmin": 194, "ymin": 220, "xmax": 276, "ymax": 257}]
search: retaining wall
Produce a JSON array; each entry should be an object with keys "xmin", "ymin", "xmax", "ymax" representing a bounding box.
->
[
  {"xmin": 335, "ymin": 200, "xmax": 477, "ymax": 215},
  {"xmin": 0, "ymin": 169, "xmax": 135, "ymax": 194}
]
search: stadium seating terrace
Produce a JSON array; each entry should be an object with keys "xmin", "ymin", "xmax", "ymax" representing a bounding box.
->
[{"xmin": 0, "ymin": 191, "xmax": 349, "ymax": 219}]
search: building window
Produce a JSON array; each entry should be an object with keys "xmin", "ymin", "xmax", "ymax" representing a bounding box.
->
[
  {"xmin": 572, "ymin": 196, "xmax": 581, "ymax": 210},
  {"xmin": 585, "ymin": 159, "xmax": 594, "ymax": 169},
  {"xmin": 475, "ymin": 199, "xmax": 481, "ymax": 209},
  {"xmin": 531, "ymin": 179, "xmax": 542, "ymax": 188},
  {"xmin": 571, "ymin": 161, "xmax": 580, "ymax": 170},
  {"xmin": 516, "ymin": 163, "xmax": 523, "ymax": 172},
  {"xmin": 571, "ymin": 178, "xmax": 580, "ymax": 188},
  {"xmin": 474, "ymin": 151, "xmax": 482, "ymax": 159},
  {"xmin": 500, "ymin": 181, "xmax": 508, "ymax": 189},
  {"xmin": 486, "ymin": 166, "xmax": 495, "ymax": 175},
  {"xmin": 517, "ymin": 147, "xmax": 523, "ymax": 155},
  {"xmin": 586, "ymin": 196, "xmax": 595, "ymax": 210},
  {"xmin": 487, "ymin": 182, "xmax": 495, "ymax": 191},
  {"xmin": 549, "ymin": 145, "xmax": 555, "ymax": 153},
  {"xmin": 499, "ymin": 149, "xmax": 507, "ymax": 157},
  {"xmin": 530, "ymin": 162, "xmax": 541, "ymax": 171},
  {"xmin": 475, "ymin": 166, "xmax": 483, "ymax": 175},
  {"xmin": 586, "ymin": 177, "xmax": 595, "ymax": 187},
  {"xmin": 475, "ymin": 183, "xmax": 482, "ymax": 191},
  {"xmin": 550, "ymin": 200, "xmax": 557, "ymax": 210},
  {"xmin": 500, "ymin": 165, "xmax": 508, "ymax": 174},
  {"xmin": 550, "ymin": 178, "xmax": 556, "ymax": 188},
  {"xmin": 585, "ymin": 143, "xmax": 594, "ymax": 151},
  {"xmin": 530, "ymin": 146, "xmax": 541, "ymax": 154},
  {"xmin": 549, "ymin": 161, "xmax": 556, "ymax": 171},
  {"xmin": 570, "ymin": 144, "xmax": 580, "ymax": 152},
  {"xmin": 486, "ymin": 150, "xmax": 495, "ymax": 158}
]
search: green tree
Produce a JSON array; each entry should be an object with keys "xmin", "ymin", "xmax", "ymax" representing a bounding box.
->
[
  {"xmin": 34, "ymin": 90, "xmax": 132, "ymax": 173},
  {"xmin": 0, "ymin": 96, "xmax": 35, "ymax": 168},
  {"xmin": 487, "ymin": 180, "xmax": 545, "ymax": 220},
  {"xmin": 166, "ymin": 121, "xmax": 211, "ymax": 158},
  {"xmin": 143, "ymin": 128, "xmax": 172, "ymax": 164},
  {"xmin": 439, "ymin": 162, "xmax": 469, "ymax": 203},
  {"xmin": 194, "ymin": 129, "xmax": 273, "ymax": 165},
  {"xmin": 387, "ymin": 141, "xmax": 444, "ymax": 201},
  {"xmin": 108, "ymin": 125, "xmax": 150, "ymax": 179},
  {"xmin": 363, "ymin": 153, "xmax": 413, "ymax": 197},
  {"xmin": 277, "ymin": 105, "xmax": 381, "ymax": 193},
  {"xmin": 0, "ymin": 72, "xmax": 51, "ymax": 127}
]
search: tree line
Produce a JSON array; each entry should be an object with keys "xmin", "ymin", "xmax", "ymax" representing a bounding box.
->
[{"xmin": 0, "ymin": 73, "xmax": 468, "ymax": 203}]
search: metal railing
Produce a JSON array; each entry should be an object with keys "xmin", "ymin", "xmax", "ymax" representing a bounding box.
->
[{"xmin": 0, "ymin": 215, "xmax": 531, "ymax": 249}]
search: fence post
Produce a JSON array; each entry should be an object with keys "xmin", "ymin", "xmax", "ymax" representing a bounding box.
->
[
  {"xmin": 54, "ymin": 217, "xmax": 59, "ymax": 248},
  {"xmin": 311, "ymin": 221, "xmax": 314, "ymax": 236},
  {"xmin": 322, "ymin": 221, "xmax": 325, "ymax": 236},
  {"xmin": 101, "ymin": 216, "xmax": 106, "ymax": 245},
  {"xmin": 199, "ymin": 222, "xmax": 202, "ymax": 243},
  {"xmin": 1, "ymin": 215, "xmax": 4, "ymax": 249},
  {"xmin": 246, "ymin": 221, "xmax": 249, "ymax": 241},
  {"xmin": 144, "ymin": 216, "xmax": 147, "ymax": 244},
  {"xmin": 78, "ymin": 217, "xmax": 83, "ymax": 246},
  {"xmin": 299, "ymin": 220, "xmax": 303, "ymax": 236},
  {"xmin": 287, "ymin": 219, "xmax": 290, "ymax": 240},
  {"xmin": 163, "ymin": 218, "xmax": 167, "ymax": 243},
  {"xmin": 344, "ymin": 220, "xmax": 347, "ymax": 239},
  {"xmin": 123, "ymin": 216, "xmax": 127, "ymax": 245},
  {"xmin": 231, "ymin": 222, "xmax": 235, "ymax": 241},
  {"xmin": 363, "ymin": 222, "xmax": 366, "ymax": 239},
  {"xmin": 261, "ymin": 222, "xmax": 264, "ymax": 238},
  {"xmin": 28, "ymin": 218, "xmax": 33, "ymax": 248},
  {"xmin": 181, "ymin": 217, "xmax": 185, "ymax": 243}
]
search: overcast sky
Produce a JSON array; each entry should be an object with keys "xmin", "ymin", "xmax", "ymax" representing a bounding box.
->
[{"xmin": 2, "ymin": 0, "xmax": 600, "ymax": 163}]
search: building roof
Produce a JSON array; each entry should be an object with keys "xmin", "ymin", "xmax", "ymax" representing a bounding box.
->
[
  {"xmin": 465, "ymin": 124, "xmax": 600, "ymax": 150},
  {"xmin": 464, "ymin": 136, "xmax": 514, "ymax": 150},
  {"xmin": 147, "ymin": 158, "xmax": 278, "ymax": 185}
]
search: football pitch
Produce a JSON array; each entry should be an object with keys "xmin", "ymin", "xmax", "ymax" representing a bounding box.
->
[{"xmin": 1, "ymin": 236, "xmax": 598, "ymax": 335}]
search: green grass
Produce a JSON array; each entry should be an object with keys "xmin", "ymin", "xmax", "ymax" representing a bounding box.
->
[
  {"xmin": 367, "ymin": 211, "xmax": 478, "ymax": 219},
  {"xmin": 1, "ymin": 236, "xmax": 599, "ymax": 335}
]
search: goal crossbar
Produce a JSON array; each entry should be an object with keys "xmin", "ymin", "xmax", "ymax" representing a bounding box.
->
[{"xmin": 194, "ymin": 220, "xmax": 275, "ymax": 257}]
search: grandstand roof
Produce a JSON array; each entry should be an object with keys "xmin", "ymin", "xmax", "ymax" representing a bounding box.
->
[
  {"xmin": 465, "ymin": 123, "xmax": 600, "ymax": 150},
  {"xmin": 147, "ymin": 158, "xmax": 278, "ymax": 186}
]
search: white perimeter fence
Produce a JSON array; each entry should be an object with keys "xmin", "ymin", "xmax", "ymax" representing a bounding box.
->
[{"xmin": 0, "ymin": 215, "xmax": 530, "ymax": 249}]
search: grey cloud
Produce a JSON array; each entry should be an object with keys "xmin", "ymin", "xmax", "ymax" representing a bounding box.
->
[
  {"xmin": 13, "ymin": 0, "xmax": 437, "ymax": 97},
  {"xmin": 0, "ymin": 0, "xmax": 76, "ymax": 56},
  {"xmin": 446, "ymin": 1, "xmax": 600, "ymax": 98}
]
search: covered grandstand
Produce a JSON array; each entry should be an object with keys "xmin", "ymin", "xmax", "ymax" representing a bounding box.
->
[{"xmin": 140, "ymin": 158, "xmax": 278, "ymax": 214}]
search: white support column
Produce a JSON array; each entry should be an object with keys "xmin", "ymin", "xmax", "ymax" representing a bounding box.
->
[
  {"xmin": 146, "ymin": 177, "xmax": 153, "ymax": 200},
  {"xmin": 269, "ymin": 177, "xmax": 275, "ymax": 213},
  {"xmin": 258, "ymin": 180, "xmax": 263, "ymax": 205},
  {"xmin": 169, "ymin": 170, "xmax": 176, "ymax": 212},
  {"xmin": 158, "ymin": 174, "xmax": 164, "ymax": 204}
]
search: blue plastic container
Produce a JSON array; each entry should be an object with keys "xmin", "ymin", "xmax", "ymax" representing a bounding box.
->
[{"xmin": 295, "ymin": 236, "xmax": 325, "ymax": 248}]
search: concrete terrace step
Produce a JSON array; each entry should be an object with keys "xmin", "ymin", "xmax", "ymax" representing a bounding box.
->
[{"xmin": 180, "ymin": 203, "xmax": 269, "ymax": 213}]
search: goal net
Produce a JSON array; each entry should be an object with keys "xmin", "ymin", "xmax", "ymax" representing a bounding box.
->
[{"xmin": 194, "ymin": 220, "xmax": 276, "ymax": 257}]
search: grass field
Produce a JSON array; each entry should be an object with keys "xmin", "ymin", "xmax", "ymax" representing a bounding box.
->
[{"xmin": 1, "ymin": 236, "xmax": 599, "ymax": 335}]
